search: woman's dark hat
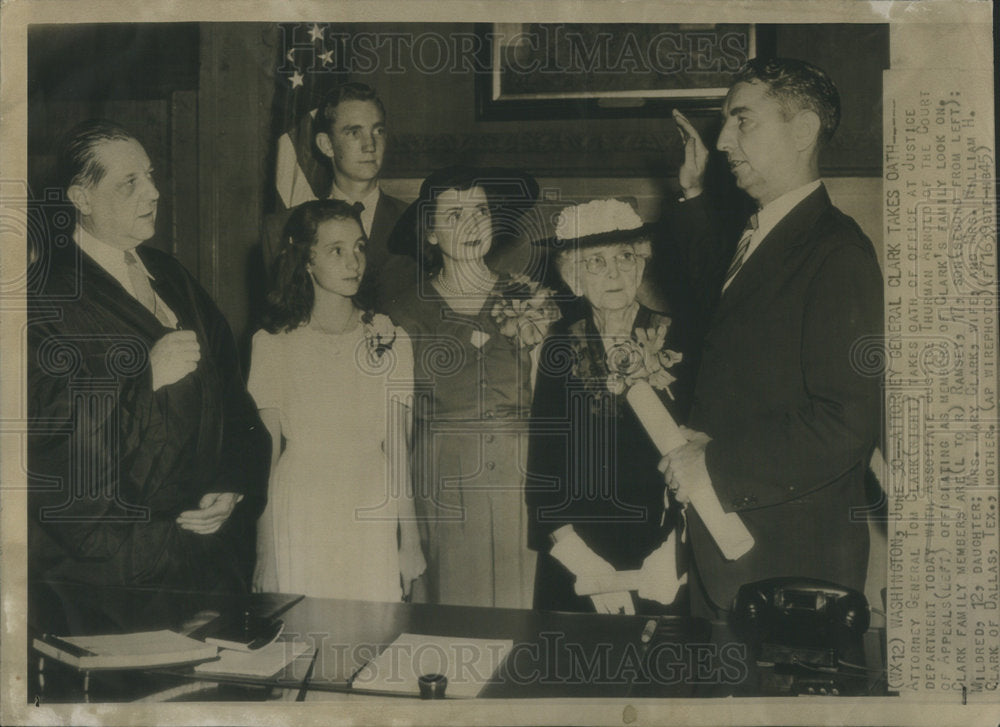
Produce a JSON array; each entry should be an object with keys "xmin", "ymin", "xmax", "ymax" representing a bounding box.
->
[
  {"xmin": 387, "ymin": 166, "xmax": 540, "ymax": 259},
  {"xmin": 533, "ymin": 198, "xmax": 657, "ymax": 252}
]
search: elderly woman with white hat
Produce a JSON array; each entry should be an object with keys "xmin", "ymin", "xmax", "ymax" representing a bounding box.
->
[{"xmin": 525, "ymin": 199, "xmax": 693, "ymax": 615}]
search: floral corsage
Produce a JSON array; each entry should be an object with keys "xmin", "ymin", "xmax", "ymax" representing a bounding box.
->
[
  {"xmin": 491, "ymin": 275, "xmax": 561, "ymax": 349},
  {"xmin": 605, "ymin": 323, "xmax": 683, "ymax": 398}
]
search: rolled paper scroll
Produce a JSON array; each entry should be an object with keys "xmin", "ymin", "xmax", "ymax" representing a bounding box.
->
[{"xmin": 625, "ymin": 380, "xmax": 755, "ymax": 561}]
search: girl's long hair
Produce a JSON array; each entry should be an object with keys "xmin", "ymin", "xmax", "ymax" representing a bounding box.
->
[{"xmin": 261, "ymin": 199, "xmax": 373, "ymax": 333}]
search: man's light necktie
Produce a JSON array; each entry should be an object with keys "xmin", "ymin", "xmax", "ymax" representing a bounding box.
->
[
  {"xmin": 721, "ymin": 213, "xmax": 758, "ymax": 292},
  {"xmin": 124, "ymin": 250, "xmax": 173, "ymax": 327}
]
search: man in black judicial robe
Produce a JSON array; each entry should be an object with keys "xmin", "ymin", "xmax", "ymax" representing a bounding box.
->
[{"xmin": 28, "ymin": 120, "xmax": 269, "ymax": 594}]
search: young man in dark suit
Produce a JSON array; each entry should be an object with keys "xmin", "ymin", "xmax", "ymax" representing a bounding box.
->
[
  {"xmin": 660, "ymin": 58, "xmax": 883, "ymax": 618},
  {"xmin": 28, "ymin": 120, "xmax": 269, "ymax": 593},
  {"xmin": 261, "ymin": 82, "xmax": 411, "ymax": 310}
]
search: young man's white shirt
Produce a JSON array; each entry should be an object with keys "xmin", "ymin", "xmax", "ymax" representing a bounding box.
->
[{"xmin": 330, "ymin": 183, "xmax": 381, "ymax": 237}]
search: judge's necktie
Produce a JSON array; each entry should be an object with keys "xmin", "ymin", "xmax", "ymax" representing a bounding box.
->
[
  {"xmin": 124, "ymin": 250, "xmax": 174, "ymax": 327},
  {"xmin": 721, "ymin": 213, "xmax": 758, "ymax": 293}
]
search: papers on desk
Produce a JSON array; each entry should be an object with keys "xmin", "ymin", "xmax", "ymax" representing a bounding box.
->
[
  {"xmin": 33, "ymin": 630, "xmax": 217, "ymax": 671},
  {"xmin": 352, "ymin": 633, "xmax": 513, "ymax": 698},
  {"xmin": 194, "ymin": 640, "xmax": 313, "ymax": 679},
  {"xmin": 204, "ymin": 617, "xmax": 285, "ymax": 652}
]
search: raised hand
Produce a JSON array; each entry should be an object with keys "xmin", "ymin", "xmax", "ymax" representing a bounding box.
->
[{"xmin": 672, "ymin": 109, "xmax": 709, "ymax": 199}]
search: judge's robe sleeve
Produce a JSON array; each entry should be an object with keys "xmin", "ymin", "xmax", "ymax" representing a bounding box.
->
[
  {"xmin": 28, "ymin": 261, "xmax": 269, "ymax": 580},
  {"xmin": 192, "ymin": 278, "xmax": 270, "ymax": 521},
  {"xmin": 27, "ymin": 309, "xmax": 184, "ymax": 571}
]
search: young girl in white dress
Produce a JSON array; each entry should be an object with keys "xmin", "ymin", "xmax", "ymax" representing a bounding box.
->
[{"xmin": 248, "ymin": 199, "xmax": 425, "ymax": 601}]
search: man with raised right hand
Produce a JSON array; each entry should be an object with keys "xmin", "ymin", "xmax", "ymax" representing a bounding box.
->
[{"xmin": 659, "ymin": 58, "xmax": 883, "ymax": 619}]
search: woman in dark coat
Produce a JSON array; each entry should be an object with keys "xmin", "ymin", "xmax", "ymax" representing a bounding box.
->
[{"xmin": 526, "ymin": 198, "xmax": 693, "ymax": 615}]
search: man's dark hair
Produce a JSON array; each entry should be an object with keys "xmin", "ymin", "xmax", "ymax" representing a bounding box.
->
[
  {"xmin": 314, "ymin": 82, "xmax": 386, "ymax": 137},
  {"xmin": 735, "ymin": 57, "xmax": 841, "ymax": 145},
  {"xmin": 56, "ymin": 119, "xmax": 137, "ymax": 190}
]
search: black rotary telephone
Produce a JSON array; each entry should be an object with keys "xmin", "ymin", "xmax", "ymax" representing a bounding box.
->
[
  {"xmin": 733, "ymin": 577, "xmax": 870, "ymax": 639},
  {"xmin": 732, "ymin": 578, "xmax": 872, "ymax": 696}
]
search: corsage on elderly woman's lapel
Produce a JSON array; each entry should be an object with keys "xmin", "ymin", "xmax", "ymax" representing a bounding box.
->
[{"xmin": 569, "ymin": 312, "xmax": 683, "ymax": 401}]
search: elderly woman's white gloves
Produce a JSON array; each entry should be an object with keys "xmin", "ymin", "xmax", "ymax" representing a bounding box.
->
[
  {"xmin": 550, "ymin": 525, "xmax": 686, "ymax": 612},
  {"xmin": 549, "ymin": 526, "xmax": 635, "ymax": 615},
  {"xmin": 636, "ymin": 530, "xmax": 687, "ymax": 605}
]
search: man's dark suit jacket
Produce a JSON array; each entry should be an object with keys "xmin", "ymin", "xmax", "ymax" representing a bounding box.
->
[
  {"xmin": 27, "ymin": 242, "xmax": 270, "ymax": 592},
  {"xmin": 666, "ymin": 186, "xmax": 883, "ymax": 615},
  {"xmin": 261, "ymin": 191, "xmax": 413, "ymax": 311}
]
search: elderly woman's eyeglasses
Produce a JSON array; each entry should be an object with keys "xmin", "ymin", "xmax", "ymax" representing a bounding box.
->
[{"xmin": 581, "ymin": 251, "xmax": 644, "ymax": 275}]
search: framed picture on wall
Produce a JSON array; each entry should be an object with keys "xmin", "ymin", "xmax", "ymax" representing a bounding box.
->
[{"xmin": 476, "ymin": 22, "xmax": 776, "ymax": 120}]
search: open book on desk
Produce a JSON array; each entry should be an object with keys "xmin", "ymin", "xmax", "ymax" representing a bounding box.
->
[{"xmin": 33, "ymin": 630, "xmax": 217, "ymax": 671}]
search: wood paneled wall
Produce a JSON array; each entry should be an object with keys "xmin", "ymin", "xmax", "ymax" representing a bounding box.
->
[{"xmin": 28, "ymin": 22, "xmax": 886, "ymax": 349}]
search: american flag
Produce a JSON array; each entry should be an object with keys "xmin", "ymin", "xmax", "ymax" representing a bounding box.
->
[{"xmin": 272, "ymin": 23, "xmax": 347, "ymax": 210}]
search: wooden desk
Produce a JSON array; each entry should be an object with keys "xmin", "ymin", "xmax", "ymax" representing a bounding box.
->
[
  {"xmin": 278, "ymin": 596, "xmax": 886, "ymax": 699},
  {"xmin": 29, "ymin": 581, "xmax": 305, "ymax": 703},
  {"xmin": 28, "ymin": 583, "xmax": 887, "ymax": 701},
  {"xmin": 281, "ymin": 597, "xmax": 719, "ymax": 698}
]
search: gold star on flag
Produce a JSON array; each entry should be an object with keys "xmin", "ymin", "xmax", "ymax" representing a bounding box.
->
[
  {"xmin": 308, "ymin": 24, "xmax": 325, "ymax": 42},
  {"xmin": 319, "ymin": 49, "xmax": 334, "ymax": 65},
  {"xmin": 289, "ymin": 70, "xmax": 304, "ymax": 89},
  {"xmin": 286, "ymin": 48, "xmax": 296, "ymax": 62}
]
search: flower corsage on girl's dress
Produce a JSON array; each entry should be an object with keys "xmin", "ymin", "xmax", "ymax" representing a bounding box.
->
[{"xmin": 358, "ymin": 310, "xmax": 398, "ymax": 371}]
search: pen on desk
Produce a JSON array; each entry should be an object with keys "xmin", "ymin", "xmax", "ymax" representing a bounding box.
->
[{"xmin": 640, "ymin": 619, "xmax": 657, "ymax": 644}]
